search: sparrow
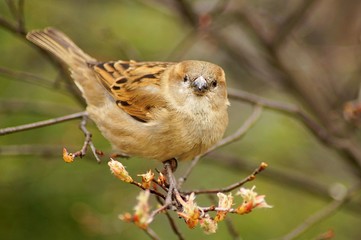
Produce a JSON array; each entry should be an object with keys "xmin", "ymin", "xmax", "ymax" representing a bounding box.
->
[{"xmin": 26, "ymin": 27, "xmax": 229, "ymax": 162}]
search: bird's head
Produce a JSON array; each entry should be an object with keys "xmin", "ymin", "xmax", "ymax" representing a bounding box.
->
[{"xmin": 165, "ymin": 60, "xmax": 228, "ymax": 110}]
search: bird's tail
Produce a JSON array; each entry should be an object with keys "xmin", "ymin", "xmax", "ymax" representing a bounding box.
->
[
  {"xmin": 27, "ymin": 28, "xmax": 109, "ymax": 107},
  {"xmin": 26, "ymin": 27, "xmax": 96, "ymax": 66}
]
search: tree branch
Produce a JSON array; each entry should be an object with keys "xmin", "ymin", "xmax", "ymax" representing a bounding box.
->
[
  {"xmin": 0, "ymin": 111, "xmax": 87, "ymax": 136},
  {"xmin": 228, "ymin": 88, "xmax": 361, "ymax": 174},
  {"xmin": 0, "ymin": 66, "xmax": 70, "ymax": 95},
  {"xmin": 142, "ymin": 227, "xmax": 160, "ymax": 240},
  {"xmin": 164, "ymin": 211, "xmax": 185, "ymax": 240},
  {"xmin": 182, "ymin": 162, "xmax": 267, "ymax": 195},
  {"xmin": 71, "ymin": 115, "xmax": 102, "ymax": 163}
]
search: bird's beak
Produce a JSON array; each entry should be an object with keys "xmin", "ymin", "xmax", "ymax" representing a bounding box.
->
[{"xmin": 192, "ymin": 76, "xmax": 208, "ymax": 94}]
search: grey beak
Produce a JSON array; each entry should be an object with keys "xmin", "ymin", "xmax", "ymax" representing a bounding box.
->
[{"xmin": 192, "ymin": 76, "xmax": 208, "ymax": 93}]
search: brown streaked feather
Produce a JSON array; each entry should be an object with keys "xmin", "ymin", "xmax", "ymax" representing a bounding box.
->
[{"xmin": 91, "ymin": 60, "xmax": 175, "ymax": 122}]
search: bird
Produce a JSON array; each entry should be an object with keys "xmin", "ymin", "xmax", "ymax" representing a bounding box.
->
[{"xmin": 26, "ymin": 27, "xmax": 229, "ymax": 163}]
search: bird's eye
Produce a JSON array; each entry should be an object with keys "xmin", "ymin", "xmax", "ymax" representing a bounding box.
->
[
  {"xmin": 211, "ymin": 80, "xmax": 218, "ymax": 87},
  {"xmin": 183, "ymin": 75, "xmax": 189, "ymax": 82}
]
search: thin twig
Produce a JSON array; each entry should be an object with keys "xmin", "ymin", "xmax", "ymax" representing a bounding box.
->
[
  {"xmin": 148, "ymin": 204, "xmax": 169, "ymax": 224},
  {"xmin": 280, "ymin": 184, "xmax": 361, "ymax": 240},
  {"xmin": 182, "ymin": 162, "xmax": 267, "ymax": 195},
  {"xmin": 152, "ymin": 179, "xmax": 168, "ymax": 193},
  {"xmin": 142, "ymin": 227, "xmax": 160, "ymax": 240},
  {"xmin": 0, "ymin": 144, "xmax": 60, "ymax": 157},
  {"xmin": 154, "ymin": 195, "xmax": 185, "ymax": 240},
  {"xmin": 72, "ymin": 115, "xmax": 102, "ymax": 163},
  {"xmin": 225, "ymin": 218, "xmax": 242, "ymax": 240},
  {"xmin": 0, "ymin": 66, "xmax": 69, "ymax": 95},
  {"xmin": 130, "ymin": 182, "xmax": 166, "ymax": 200},
  {"xmin": 210, "ymin": 151, "xmax": 329, "ymax": 195},
  {"xmin": 164, "ymin": 211, "xmax": 185, "ymax": 240},
  {"xmin": 0, "ymin": 111, "xmax": 87, "ymax": 136}
]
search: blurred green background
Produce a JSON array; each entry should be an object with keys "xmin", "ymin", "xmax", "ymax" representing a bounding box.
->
[{"xmin": 1, "ymin": 0, "xmax": 361, "ymax": 239}]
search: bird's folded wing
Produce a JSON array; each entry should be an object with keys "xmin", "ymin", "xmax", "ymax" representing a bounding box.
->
[{"xmin": 91, "ymin": 60, "xmax": 174, "ymax": 122}]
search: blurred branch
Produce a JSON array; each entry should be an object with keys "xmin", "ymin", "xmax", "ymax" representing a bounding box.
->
[
  {"xmin": 280, "ymin": 184, "xmax": 361, "ymax": 240},
  {"xmin": 0, "ymin": 15, "xmax": 19, "ymax": 33},
  {"xmin": 236, "ymin": 6, "xmax": 342, "ymax": 127},
  {"xmin": 1, "ymin": 0, "xmax": 25, "ymax": 35},
  {"xmin": 165, "ymin": 29, "xmax": 197, "ymax": 60},
  {"xmin": 154, "ymin": 194, "xmax": 185, "ymax": 240},
  {"xmin": 5, "ymin": 0, "xmax": 18, "ymax": 18},
  {"xmin": 4, "ymin": 0, "xmax": 25, "ymax": 33},
  {"xmin": 173, "ymin": 0, "xmax": 197, "ymax": 26},
  {"xmin": 142, "ymin": 227, "xmax": 160, "ymax": 240},
  {"xmin": 164, "ymin": 211, "xmax": 185, "ymax": 240},
  {"xmin": 0, "ymin": 144, "xmax": 60, "ymax": 157},
  {"xmin": 0, "ymin": 111, "xmax": 87, "ymax": 136},
  {"xmin": 0, "ymin": 2, "xmax": 85, "ymax": 106},
  {"xmin": 225, "ymin": 217, "xmax": 241, "ymax": 240},
  {"xmin": 228, "ymin": 88, "xmax": 300, "ymax": 112},
  {"xmin": 169, "ymin": 1, "xmax": 278, "ymax": 84},
  {"xmin": 0, "ymin": 100, "xmax": 80, "ymax": 115},
  {"xmin": 208, "ymin": 0, "xmax": 232, "ymax": 18},
  {"xmin": 272, "ymin": 0, "xmax": 318, "ymax": 48},
  {"xmin": 0, "ymin": 66, "xmax": 71, "ymax": 95},
  {"xmin": 228, "ymin": 88, "xmax": 361, "ymax": 174},
  {"xmin": 170, "ymin": 0, "xmax": 361, "ymax": 182}
]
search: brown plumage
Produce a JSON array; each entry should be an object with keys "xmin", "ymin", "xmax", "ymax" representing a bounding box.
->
[{"xmin": 26, "ymin": 27, "xmax": 229, "ymax": 162}]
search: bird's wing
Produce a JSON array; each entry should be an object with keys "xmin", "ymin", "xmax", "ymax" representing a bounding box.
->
[{"xmin": 91, "ymin": 60, "xmax": 174, "ymax": 122}]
